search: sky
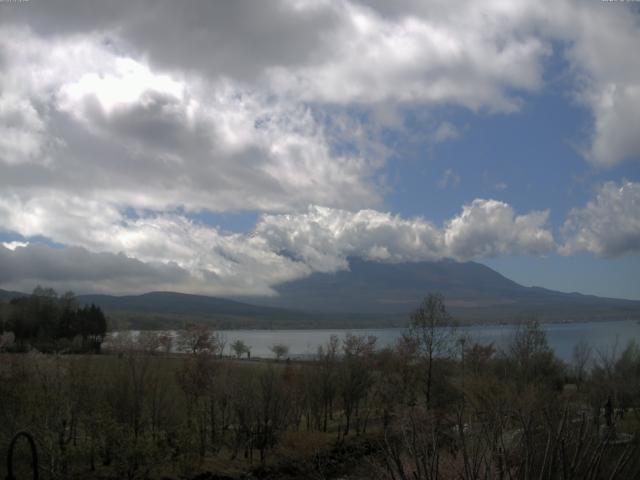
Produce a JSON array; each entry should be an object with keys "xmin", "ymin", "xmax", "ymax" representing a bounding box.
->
[{"xmin": 0, "ymin": 0, "xmax": 639, "ymax": 299}]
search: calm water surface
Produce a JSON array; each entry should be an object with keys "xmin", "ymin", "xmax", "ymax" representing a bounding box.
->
[{"xmin": 123, "ymin": 319, "xmax": 640, "ymax": 362}]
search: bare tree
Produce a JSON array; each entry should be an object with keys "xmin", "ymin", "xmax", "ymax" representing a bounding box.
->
[
  {"xmin": 339, "ymin": 333, "xmax": 377, "ymax": 436},
  {"xmin": 572, "ymin": 337, "xmax": 593, "ymax": 388},
  {"xmin": 317, "ymin": 335, "xmax": 340, "ymax": 432},
  {"xmin": 507, "ymin": 319, "xmax": 559, "ymax": 389},
  {"xmin": 407, "ymin": 293, "xmax": 456, "ymax": 408}
]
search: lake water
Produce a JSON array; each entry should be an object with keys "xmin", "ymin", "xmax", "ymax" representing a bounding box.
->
[{"xmin": 121, "ymin": 319, "xmax": 640, "ymax": 362}]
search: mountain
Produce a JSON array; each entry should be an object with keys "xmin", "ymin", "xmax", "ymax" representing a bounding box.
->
[
  {"xmin": 2, "ymin": 259, "xmax": 640, "ymax": 327},
  {"xmin": 77, "ymin": 291, "xmax": 292, "ymax": 318},
  {"xmin": 236, "ymin": 258, "xmax": 640, "ymax": 323},
  {"xmin": 0, "ymin": 289, "xmax": 26, "ymax": 302},
  {"xmin": 0, "ymin": 288, "xmax": 311, "ymax": 329},
  {"xmin": 74, "ymin": 292, "xmax": 314, "ymax": 329}
]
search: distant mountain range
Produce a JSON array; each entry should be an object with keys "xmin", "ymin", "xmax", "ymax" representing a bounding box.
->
[{"xmin": 2, "ymin": 259, "xmax": 640, "ymax": 329}]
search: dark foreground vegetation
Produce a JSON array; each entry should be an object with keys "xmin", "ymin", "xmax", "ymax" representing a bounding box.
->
[{"xmin": 1, "ymin": 293, "xmax": 640, "ymax": 479}]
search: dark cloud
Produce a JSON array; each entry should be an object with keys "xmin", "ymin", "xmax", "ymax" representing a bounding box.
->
[
  {"xmin": 0, "ymin": 0, "xmax": 341, "ymax": 80},
  {"xmin": 0, "ymin": 243, "xmax": 189, "ymax": 287}
]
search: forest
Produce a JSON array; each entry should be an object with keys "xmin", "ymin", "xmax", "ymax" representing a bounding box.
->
[
  {"xmin": 0, "ymin": 293, "xmax": 639, "ymax": 479},
  {"xmin": 0, "ymin": 287, "xmax": 107, "ymax": 353}
]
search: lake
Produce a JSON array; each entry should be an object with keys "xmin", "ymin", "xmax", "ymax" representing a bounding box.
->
[{"xmin": 120, "ymin": 319, "xmax": 640, "ymax": 362}]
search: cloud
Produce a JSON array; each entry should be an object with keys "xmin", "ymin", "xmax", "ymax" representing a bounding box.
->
[
  {"xmin": 0, "ymin": 0, "xmax": 636, "ymax": 295},
  {"xmin": 582, "ymin": 83, "xmax": 640, "ymax": 167},
  {"xmin": 534, "ymin": 1, "xmax": 640, "ymax": 166},
  {"xmin": 0, "ymin": 243, "xmax": 189, "ymax": 294},
  {"xmin": 444, "ymin": 200, "xmax": 555, "ymax": 261},
  {"xmin": 257, "ymin": 202, "xmax": 554, "ymax": 270},
  {"xmin": 1, "ymin": 241, "xmax": 29, "ymax": 251},
  {"xmin": 0, "ymin": 27, "xmax": 381, "ymax": 214},
  {"xmin": 256, "ymin": 206, "xmax": 446, "ymax": 272},
  {"xmin": 1, "ymin": 0, "xmax": 638, "ymax": 185},
  {"xmin": 0, "ymin": 197, "xmax": 311, "ymax": 296},
  {"xmin": 268, "ymin": 1, "xmax": 549, "ymax": 110},
  {"xmin": 1, "ymin": 1, "xmax": 550, "ymax": 110},
  {"xmin": 0, "ymin": 198, "xmax": 554, "ymax": 294},
  {"xmin": 561, "ymin": 181, "xmax": 640, "ymax": 257}
]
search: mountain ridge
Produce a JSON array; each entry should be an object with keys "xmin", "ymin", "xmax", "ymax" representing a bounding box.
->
[
  {"xmin": 234, "ymin": 258, "xmax": 640, "ymax": 322},
  {"xmin": 2, "ymin": 259, "xmax": 640, "ymax": 327}
]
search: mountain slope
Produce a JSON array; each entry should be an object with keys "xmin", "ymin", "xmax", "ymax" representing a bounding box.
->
[
  {"xmin": 237, "ymin": 258, "xmax": 640, "ymax": 322},
  {"xmin": 77, "ymin": 291, "xmax": 294, "ymax": 318},
  {"xmin": 75, "ymin": 291, "xmax": 314, "ymax": 329},
  {"xmin": 0, "ymin": 289, "xmax": 27, "ymax": 302}
]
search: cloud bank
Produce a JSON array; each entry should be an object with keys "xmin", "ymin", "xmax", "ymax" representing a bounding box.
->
[{"xmin": 0, "ymin": 200, "xmax": 555, "ymax": 295}]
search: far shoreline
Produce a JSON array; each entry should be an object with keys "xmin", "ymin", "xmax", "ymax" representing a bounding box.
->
[{"xmin": 112, "ymin": 315, "xmax": 640, "ymax": 332}]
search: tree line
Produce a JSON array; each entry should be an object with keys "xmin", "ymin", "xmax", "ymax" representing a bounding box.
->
[{"xmin": 0, "ymin": 287, "xmax": 107, "ymax": 353}]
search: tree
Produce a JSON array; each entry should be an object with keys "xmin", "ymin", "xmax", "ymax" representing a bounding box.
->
[
  {"xmin": 339, "ymin": 333, "xmax": 377, "ymax": 435},
  {"xmin": 507, "ymin": 319, "xmax": 560, "ymax": 389},
  {"xmin": 178, "ymin": 324, "xmax": 220, "ymax": 355},
  {"xmin": 231, "ymin": 339, "xmax": 249, "ymax": 359},
  {"xmin": 407, "ymin": 293, "xmax": 456, "ymax": 408},
  {"xmin": 316, "ymin": 335, "xmax": 340, "ymax": 431},
  {"xmin": 81, "ymin": 304, "xmax": 107, "ymax": 351},
  {"xmin": 4, "ymin": 289, "xmax": 106, "ymax": 352},
  {"xmin": 254, "ymin": 366, "xmax": 291, "ymax": 463},
  {"xmin": 572, "ymin": 337, "xmax": 593, "ymax": 388},
  {"xmin": 269, "ymin": 343, "xmax": 289, "ymax": 361}
]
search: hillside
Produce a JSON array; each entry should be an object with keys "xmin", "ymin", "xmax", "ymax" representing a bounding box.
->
[{"xmin": 74, "ymin": 292, "xmax": 315, "ymax": 330}]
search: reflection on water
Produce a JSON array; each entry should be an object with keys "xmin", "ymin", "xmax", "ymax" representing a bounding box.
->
[{"xmin": 113, "ymin": 319, "xmax": 640, "ymax": 362}]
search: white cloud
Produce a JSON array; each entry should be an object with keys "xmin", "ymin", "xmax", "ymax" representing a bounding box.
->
[
  {"xmin": 582, "ymin": 83, "xmax": 640, "ymax": 167},
  {"xmin": 0, "ymin": 195, "xmax": 310, "ymax": 296},
  {"xmin": 256, "ymin": 206, "xmax": 446, "ymax": 272},
  {"xmin": 561, "ymin": 181, "xmax": 640, "ymax": 257},
  {"xmin": 2, "ymin": 0, "xmax": 639, "ymax": 173},
  {"xmin": 0, "ymin": 27, "xmax": 381, "ymax": 214},
  {"xmin": 1, "ymin": 241, "xmax": 29, "ymax": 251},
  {"xmin": 257, "ymin": 202, "xmax": 554, "ymax": 271},
  {"xmin": 268, "ymin": 1, "xmax": 549, "ymax": 110},
  {"xmin": 0, "ymin": 195, "xmax": 554, "ymax": 294},
  {"xmin": 535, "ymin": 1, "xmax": 640, "ymax": 166},
  {"xmin": 444, "ymin": 200, "xmax": 554, "ymax": 261},
  {"xmin": 57, "ymin": 56, "xmax": 186, "ymax": 118}
]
